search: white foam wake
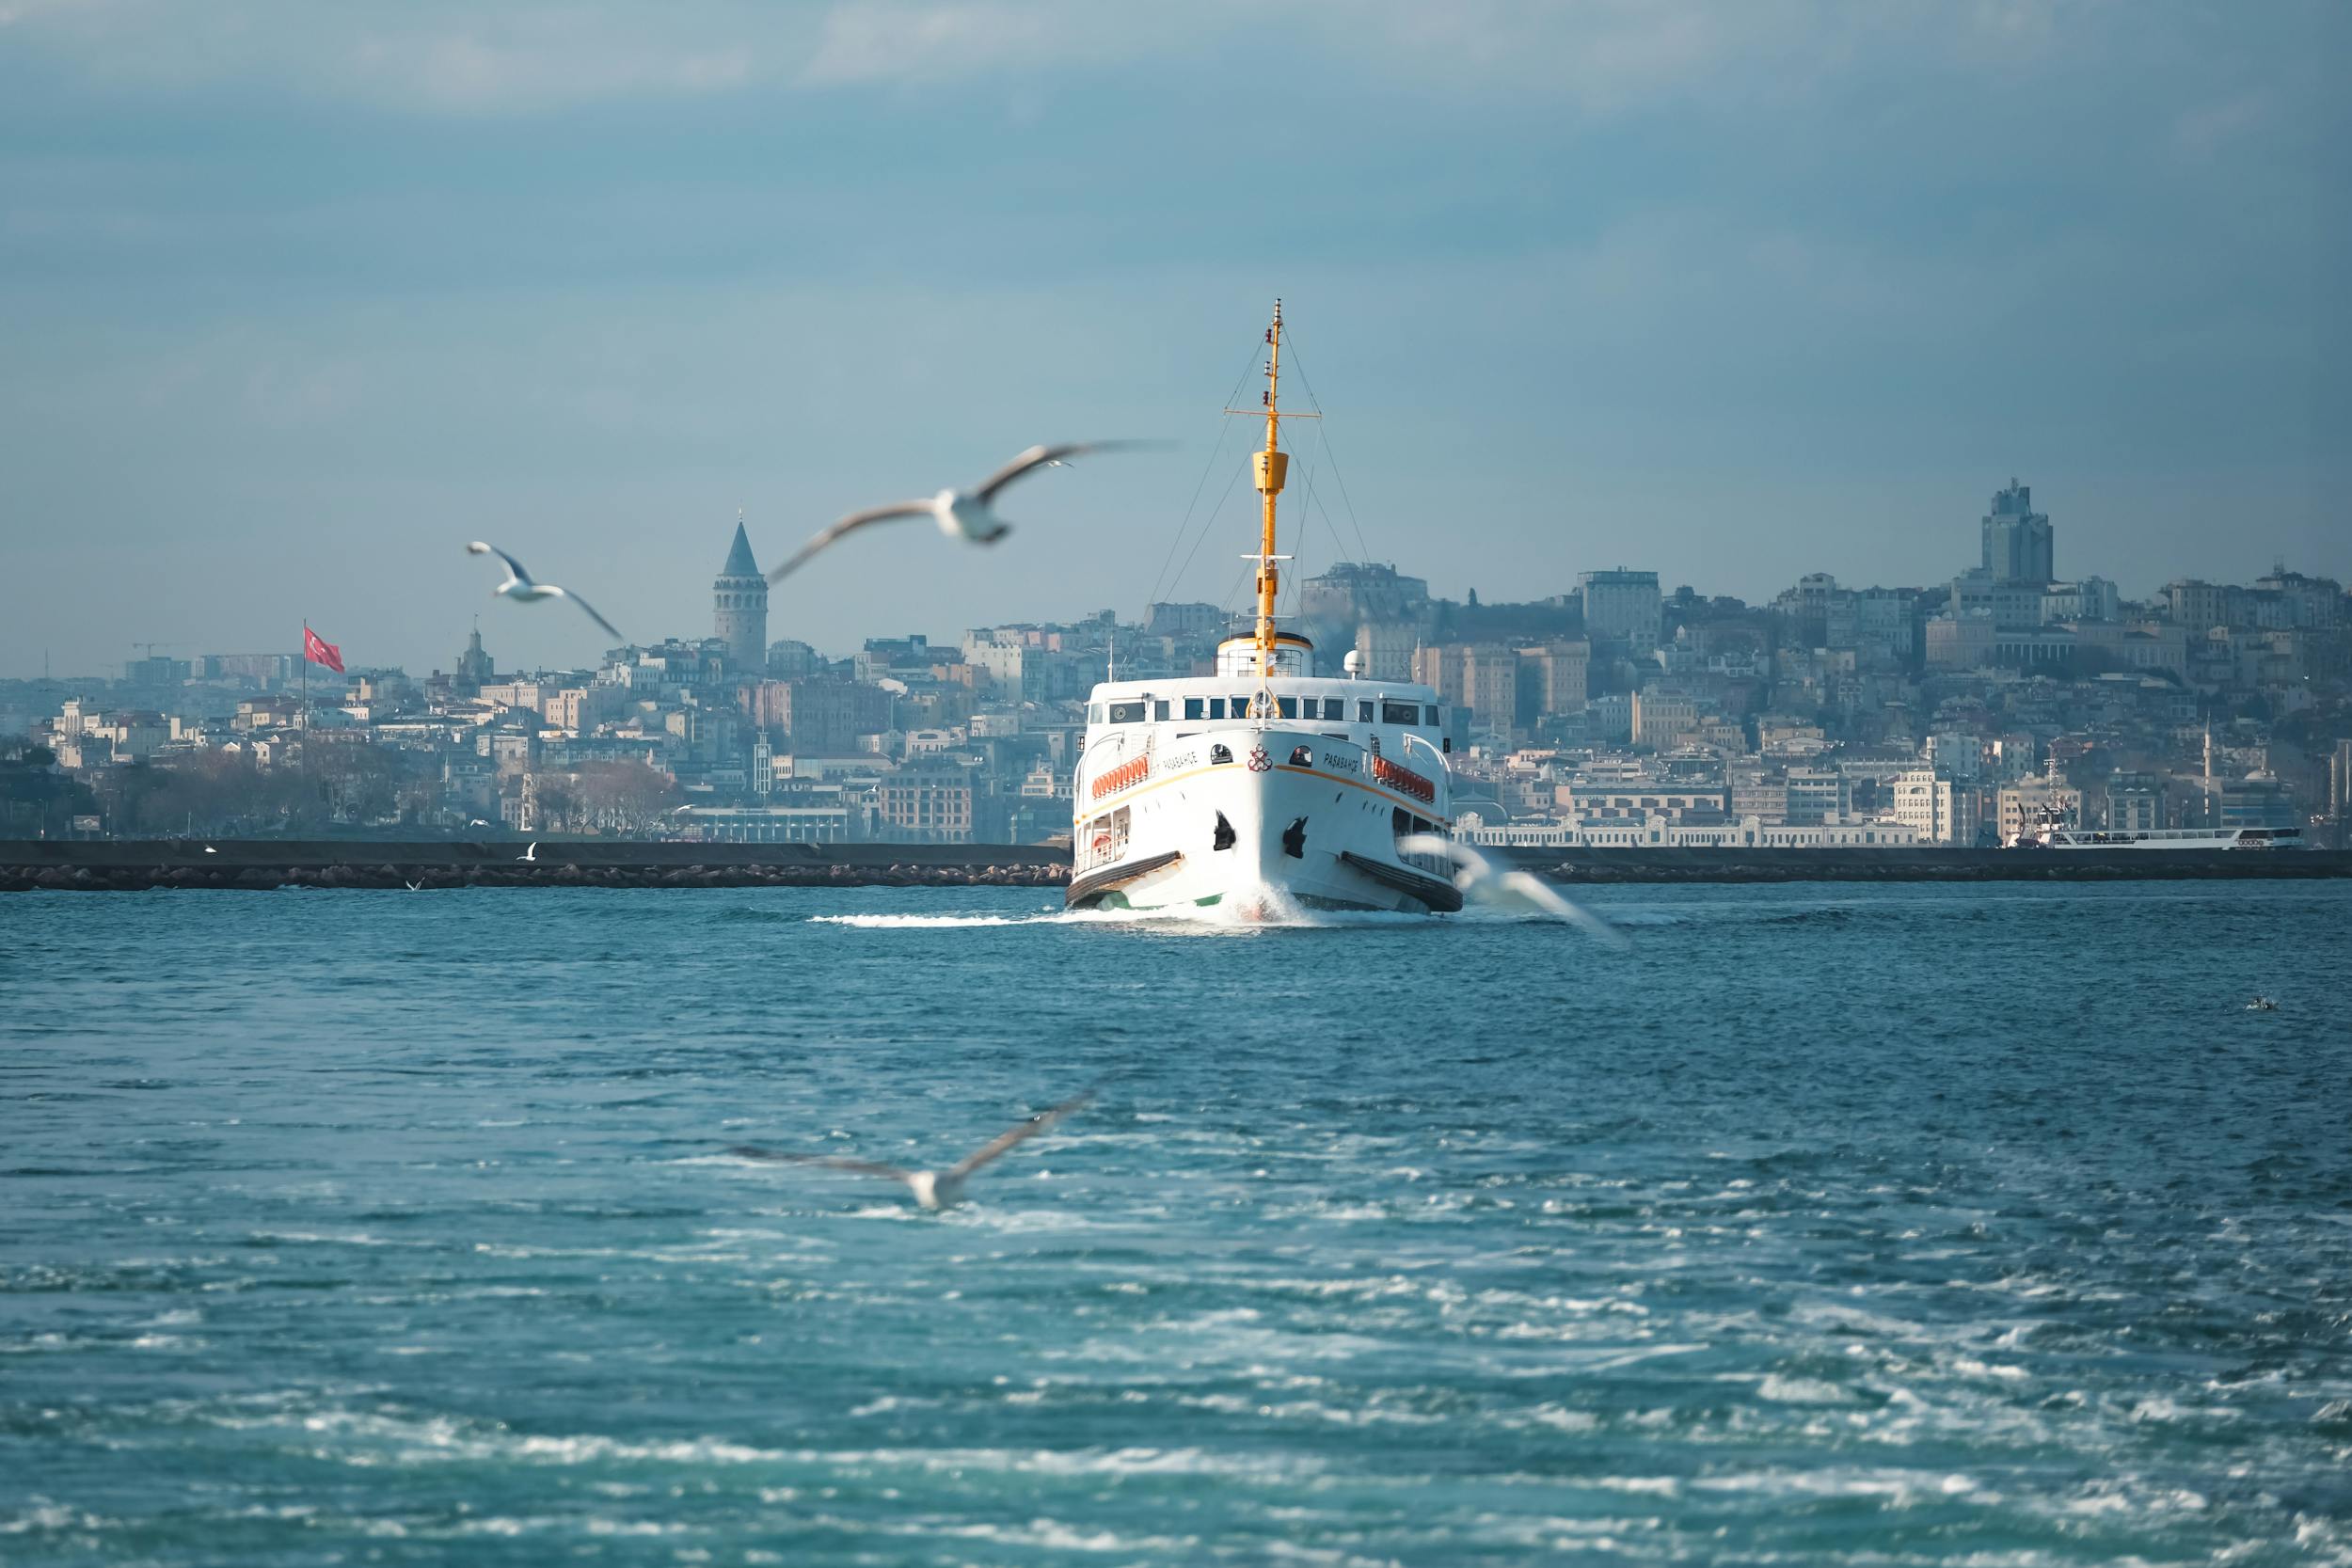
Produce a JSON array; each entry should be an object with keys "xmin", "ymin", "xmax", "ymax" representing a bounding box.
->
[{"xmin": 810, "ymin": 898, "xmax": 1446, "ymax": 933}]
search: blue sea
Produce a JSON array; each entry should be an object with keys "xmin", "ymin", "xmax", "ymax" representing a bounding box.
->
[{"xmin": 4, "ymin": 881, "xmax": 2349, "ymax": 1565}]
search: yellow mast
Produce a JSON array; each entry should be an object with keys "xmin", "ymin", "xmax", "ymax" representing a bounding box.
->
[{"xmin": 1251, "ymin": 300, "xmax": 1290, "ymax": 675}]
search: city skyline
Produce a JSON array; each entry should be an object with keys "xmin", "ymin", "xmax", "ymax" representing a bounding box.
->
[
  {"xmin": 3, "ymin": 3, "xmax": 2344, "ymax": 677},
  {"xmin": 1, "ymin": 470, "xmax": 2340, "ymax": 684}
]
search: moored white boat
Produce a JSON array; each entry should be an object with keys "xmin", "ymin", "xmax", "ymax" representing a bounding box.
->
[{"xmin": 2012, "ymin": 804, "xmax": 2301, "ymax": 849}]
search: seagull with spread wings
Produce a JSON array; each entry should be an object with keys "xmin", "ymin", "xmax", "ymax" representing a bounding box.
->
[
  {"xmin": 728, "ymin": 1090, "xmax": 1095, "ymax": 1211},
  {"xmin": 1397, "ymin": 834, "xmax": 1629, "ymax": 947},
  {"xmin": 764, "ymin": 443, "xmax": 1148, "ymax": 587},
  {"xmin": 466, "ymin": 542, "xmax": 627, "ymax": 643}
]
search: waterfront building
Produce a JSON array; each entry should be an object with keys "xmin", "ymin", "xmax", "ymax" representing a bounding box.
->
[
  {"xmin": 2217, "ymin": 774, "xmax": 2301, "ymax": 832},
  {"xmin": 2165, "ymin": 579, "xmax": 2239, "ymax": 632},
  {"xmin": 961, "ymin": 630, "xmax": 1028, "ymax": 703},
  {"xmin": 677, "ymin": 800, "xmax": 853, "ymax": 843},
  {"xmin": 876, "ymin": 761, "xmax": 978, "ymax": 843},
  {"xmin": 1630, "ymin": 691, "xmax": 1699, "ymax": 750},
  {"xmin": 766, "ymin": 639, "xmax": 822, "ymax": 678},
  {"xmin": 1577, "ymin": 569, "xmax": 1662, "ymax": 655},
  {"xmin": 2252, "ymin": 569, "xmax": 2344, "ymax": 629},
  {"xmin": 742, "ymin": 678, "xmax": 893, "ymax": 755},
  {"xmin": 1521, "ymin": 641, "xmax": 1591, "ymax": 717},
  {"xmin": 1459, "ymin": 812, "xmax": 1921, "ymax": 848},
  {"xmin": 1297, "ymin": 562, "xmax": 1432, "ymax": 633},
  {"xmin": 1144, "ymin": 601, "xmax": 1229, "ymax": 639},
  {"xmin": 1412, "ymin": 642, "xmax": 1518, "ymax": 734},
  {"xmin": 2042, "ymin": 578, "xmax": 2121, "ymax": 624},
  {"xmin": 454, "ymin": 625, "xmax": 495, "ymax": 688},
  {"xmin": 1352, "ymin": 620, "xmax": 1421, "ymax": 683},
  {"xmin": 2105, "ymin": 769, "xmax": 2163, "ymax": 832},
  {"xmin": 1783, "ymin": 766, "xmax": 1851, "ymax": 825},
  {"xmin": 1892, "ymin": 768, "xmax": 1979, "ymax": 845},
  {"xmin": 1981, "ymin": 479, "xmax": 2054, "ymax": 584}
]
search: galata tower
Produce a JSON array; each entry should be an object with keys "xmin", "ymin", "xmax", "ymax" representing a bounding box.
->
[{"xmin": 713, "ymin": 515, "xmax": 769, "ymax": 672}]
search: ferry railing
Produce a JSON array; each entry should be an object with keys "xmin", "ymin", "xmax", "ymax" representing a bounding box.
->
[{"xmin": 1395, "ymin": 731, "xmax": 1457, "ymax": 879}]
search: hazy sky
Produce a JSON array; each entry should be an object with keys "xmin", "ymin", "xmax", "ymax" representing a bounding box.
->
[{"xmin": 2, "ymin": 1, "xmax": 2344, "ymax": 677}]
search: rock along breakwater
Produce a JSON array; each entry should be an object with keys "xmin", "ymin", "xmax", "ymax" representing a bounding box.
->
[{"xmin": 2, "ymin": 839, "xmax": 2346, "ymax": 892}]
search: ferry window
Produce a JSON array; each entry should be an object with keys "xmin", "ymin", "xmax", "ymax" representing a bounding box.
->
[
  {"xmin": 1289, "ymin": 745, "xmax": 1313, "ymax": 767},
  {"xmin": 1211, "ymin": 743, "xmax": 1232, "ymax": 764},
  {"xmin": 1359, "ymin": 700, "xmax": 1375, "ymax": 722},
  {"xmin": 1108, "ymin": 701, "xmax": 1146, "ymax": 723},
  {"xmin": 1088, "ymin": 705, "xmax": 1104, "ymax": 723},
  {"xmin": 1323, "ymin": 699, "xmax": 1343, "ymax": 721},
  {"xmin": 1153, "ymin": 701, "xmax": 1170, "ymax": 721},
  {"xmin": 1423, "ymin": 705, "xmax": 1438, "ymax": 725},
  {"xmin": 1381, "ymin": 700, "xmax": 1419, "ymax": 724},
  {"xmin": 1184, "ymin": 699, "xmax": 1205, "ymax": 720},
  {"xmin": 1277, "ymin": 697, "xmax": 1297, "ymax": 719},
  {"xmin": 1209, "ymin": 698, "xmax": 1227, "ymax": 720}
]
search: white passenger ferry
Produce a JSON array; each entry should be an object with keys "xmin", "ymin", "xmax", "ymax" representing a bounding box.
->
[
  {"xmin": 1067, "ymin": 304, "xmax": 1459, "ymax": 915},
  {"xmin": 2014, "ymin": 805, "xmax": 2301, "ymax": 850}
]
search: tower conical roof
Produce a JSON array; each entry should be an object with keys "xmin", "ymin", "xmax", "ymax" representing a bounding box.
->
[{"xmin": 719, "ymin": 519, "xmax": 760, "ymax": 578}]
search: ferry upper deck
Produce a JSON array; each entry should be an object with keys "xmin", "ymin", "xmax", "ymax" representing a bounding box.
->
[{"xmin": 1083, "ymin": 675, "xmax": 1451, "ymax": 756}]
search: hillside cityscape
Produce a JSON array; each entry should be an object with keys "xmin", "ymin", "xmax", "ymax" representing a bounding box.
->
[{"xmin": 6, "ymin": 478, "xmax": 2349, "ymax": 850}]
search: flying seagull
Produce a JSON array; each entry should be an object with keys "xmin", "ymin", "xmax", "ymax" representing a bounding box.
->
[
  {"xmin": 516, "ymin": 842, "xmax": 538, "ymax": 863},
  {"xmin": 728, "ymin": 1090, "xmax": 1095, "ymax": 1211},
  {"xmin": 466, "ymin": 542, "xmax": 626, "ymax": 643},
  {"xmin": 404, "ymin": 879, "xmax": 423, "ymax": 891},
  {"xmin": 765, "ymin": 443, "xmax": 1148, "ymax": 587},
  {"xmin": 201, "ymin": 846, "xmax": 216, "ymax": 855},
  {"xmin": 1397, "ymin": 834, "xmax": 1628, "ymax": 948}
]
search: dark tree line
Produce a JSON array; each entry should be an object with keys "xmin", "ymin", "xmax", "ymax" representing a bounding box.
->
[{"xmin": 0, "ymin": 738, "xmax": 99, "ymax": 836}]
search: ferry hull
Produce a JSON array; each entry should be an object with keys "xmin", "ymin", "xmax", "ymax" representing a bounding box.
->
[{"xmin": 1068, "ymin": 728, "xmax": 1455, "ymax": 915}]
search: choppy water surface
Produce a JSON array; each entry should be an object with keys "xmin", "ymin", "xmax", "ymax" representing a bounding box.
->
[{"xmin": 4, "ymin": 881, "xmax": 2350, "ymax": 1565}]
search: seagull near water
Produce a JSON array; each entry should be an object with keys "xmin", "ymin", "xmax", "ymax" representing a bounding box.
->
[
  {"xmin": 1397, "ymin": 834, "xmax": 1629, "ymax": 948},
  {"xmin": 466, "ymin": 543, "xmax": 627, "ymax": 643},
  {"xmin": 764, "ymin": 443, "xmax": 1150, "ymax": 587},
  {"xmin": 728, "ymin": 1090, "xmax": 1095, "ymax": 1212},
  {"xmin": 516, "ymin": 842, "xmax": 538, "ymax": 863}
]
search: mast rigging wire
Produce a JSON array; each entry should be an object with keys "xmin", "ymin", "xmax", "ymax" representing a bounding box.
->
[
  {"xmin": 1272, "ymin": 325, "xmax": 1375, "ymax": 565},
  {"xmin": 1139, "ymin": 337, "xmax": 1265, "ymax": 617}
]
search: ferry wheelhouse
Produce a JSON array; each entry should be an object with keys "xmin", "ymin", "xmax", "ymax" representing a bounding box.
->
[{"xmin": 1067, "ymin": 303, "xmax": 1459, "ymax": 914}]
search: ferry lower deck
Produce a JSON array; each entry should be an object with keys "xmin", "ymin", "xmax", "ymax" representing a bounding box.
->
[{"xmin": 1069, "ymin": 673, "xmax": 1459, "ymax": 913}]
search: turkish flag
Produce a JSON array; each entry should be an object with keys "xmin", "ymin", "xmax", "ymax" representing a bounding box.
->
[{"xmin": 303, "ymin": 626, "xmax": 344, "ymax": 673}]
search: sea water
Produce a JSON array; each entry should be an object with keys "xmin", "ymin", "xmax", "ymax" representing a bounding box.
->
[{"xmin": 2, "ymin": 881, "xmax": 2348, "ymax": 1564}]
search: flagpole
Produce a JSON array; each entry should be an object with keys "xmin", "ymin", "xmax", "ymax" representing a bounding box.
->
[{"xmin": 300, "ymin": 619, "xmax": 310, "ymax": 809}]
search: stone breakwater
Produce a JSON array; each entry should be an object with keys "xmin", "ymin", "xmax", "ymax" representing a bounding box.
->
[
  {"xmin": 1515, "ymin": 846, "xmax": 2352, "ymax": 883},
  {"xmin": 3, "ymin": 841, "xmax": 2345, "ymax": 892},
  {"xmin": 0, "ymin": 840, "xmax": 1071, "ymax": 894}
]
